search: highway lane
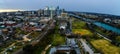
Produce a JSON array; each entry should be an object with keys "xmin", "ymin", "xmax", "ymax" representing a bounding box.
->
[{"xmin": 79, "ymin": 39, "xmax": 94, "ymax": 54}]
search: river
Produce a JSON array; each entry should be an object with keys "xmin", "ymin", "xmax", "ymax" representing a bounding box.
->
[
  {"xmin": 93, "ymin": 22, "xmax": 120, "ymax": 34},
  {"xmin": 69, "ymin": 13, "xmax": 120, "ymax": 35}
]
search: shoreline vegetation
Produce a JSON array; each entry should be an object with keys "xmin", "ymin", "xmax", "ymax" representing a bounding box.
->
[{"xmin": 72, "ymin": 18, "xmax": 120, "ymax": 54}]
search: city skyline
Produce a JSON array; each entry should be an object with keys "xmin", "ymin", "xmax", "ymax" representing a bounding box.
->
[
  {"xmin": 0, "ymin": 0, "xmax": 120, "ymax": 15},
  {"xmin": 0, "ymin": 1, "xmax": 120, "ymax": 54}
]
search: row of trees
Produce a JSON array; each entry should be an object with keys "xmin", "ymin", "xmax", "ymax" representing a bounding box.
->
[{"xmin": 89, "ymin": 23, "xmax": 120, "ymax": 46}]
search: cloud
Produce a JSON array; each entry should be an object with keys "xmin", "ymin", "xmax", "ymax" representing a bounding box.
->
[
  {"xmin": 0, "ymin": 0, "xmax": 120, "ymax": 15},
  {"xmin": 0, "ymin": 9, "xmax": 24, "ymax": 12}
]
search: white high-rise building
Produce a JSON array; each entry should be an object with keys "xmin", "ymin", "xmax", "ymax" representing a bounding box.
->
[{"xmin": 44, "ymin": 6, "xmax": 50, "ymax": 16}]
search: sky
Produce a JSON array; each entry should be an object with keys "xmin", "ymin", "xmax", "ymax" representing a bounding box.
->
[{"xmin": 0, "ymin": 0, "xmax": 120, "ymax": 15}]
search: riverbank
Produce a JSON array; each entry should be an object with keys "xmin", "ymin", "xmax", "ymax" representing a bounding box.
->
[{"xmin": 72, "ymin": 17, "xmax": 120, "ymax": 54}]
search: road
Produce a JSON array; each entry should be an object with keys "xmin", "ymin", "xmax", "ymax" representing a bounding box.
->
[
  {"xmin": 1, "ymin": 43, "xmax": 15, "ymax": 54},
  {"xmin": 66, "ymin": 38, "xmax": 81, "ymax": 54},
  {"xmin": 67, "ymin": 13, "xmax": 94, "ymax": 54},
  {"xmin": 87, "ymin": 22, "xmax": 112, "ymax": 42},
  {"xmin": 68, "ymin": 12, "xmax": 112, "ymax": 42},
  {"xmin": 1, "ymin": 32, "xmax": 32, "ymax": 54},
  {"xmin": 65, "ymin": 20, "xmax": 81, "ymax": 54},
  {"xmin": 12, "ymin": 32, "xmax": 33, "ymax": 54},
  {"xmin": 79, "ymin": 39, "xmax": 94, "ymax": 54},
  {"xmin": 67, "ymin": 13, "xmax": 96, "ymax": 23},
  {"xmin": 41, "ymin": 44, "xmax": 51, "ymax": 54},
  {"xmin": 96, "ymin": 32, "xmax": 112, "ymax": 42},
  {"xmin": 22, "ymin": 32, "xmax": 32, "ymax": 42},
  {"xmin": 13, "ymin": 19, "xmax": 55, "ymax": 54},
  {"xmin": 30, "ymin": 19, "xmax": 55, "ymax": 46}
]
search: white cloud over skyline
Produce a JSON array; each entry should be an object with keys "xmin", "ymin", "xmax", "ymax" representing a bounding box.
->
[{"xmin": 0, "ymin": 0, "xmax": 120, "ymax": 15}]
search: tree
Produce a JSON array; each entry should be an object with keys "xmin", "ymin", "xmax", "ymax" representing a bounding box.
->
[{"xmin": 23, "ymin": 44, "xmax": 34, "ymax": 54}]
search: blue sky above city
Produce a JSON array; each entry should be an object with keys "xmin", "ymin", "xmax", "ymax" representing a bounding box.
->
[{"xmin": 0, "ymin": 0, "xmax": 120, "ymax": 15}]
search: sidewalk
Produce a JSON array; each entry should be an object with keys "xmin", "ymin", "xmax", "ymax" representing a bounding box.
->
[{"xmin": 41, "ymin": 44, "xmax": 51, "ymax": 54}]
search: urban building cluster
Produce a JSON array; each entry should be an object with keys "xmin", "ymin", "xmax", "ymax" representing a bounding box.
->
[{"xmin": 0, "ymin": 6, "xmax": 63, "ymax": 48}]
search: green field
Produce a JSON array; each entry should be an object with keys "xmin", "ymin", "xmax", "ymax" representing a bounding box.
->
[
  {"xmin": 30, "ymin": 31, "xmax": 40, "ymax": 38},
  {"xmin": 72, "ymin": 18, "xmax": 120, "ymax": 54},
  {"xmin": 72, "ymin": 19, "xmax": 86, "ymax": 29},
  {"xmin": 90, "ymin": 39, "xmax": 120, "ymax": 54},
  {"xmin": 52, "ymin": 34, "xmax": 65, "ymax": 46},
  {"xmin": 72, "ymin": 18, "xmax": 93, "ymax": 36},
  {"xmin": 72, "ymin": 29, "xmax": 93, "ymax": 36},
  {"xmin": 34, "ymin": 23, "xmax": 66, "ymax": 54},
  {"xmin": 52, "ymin": 24, "xmax": 66, "ymax": 46},
  {"xmin": 15, "ymin": 28, "xmax": 29, "ymax": 35},
  {"xmin": 116, "ymin": 36, "xmax": 120, "ymax": 43}
]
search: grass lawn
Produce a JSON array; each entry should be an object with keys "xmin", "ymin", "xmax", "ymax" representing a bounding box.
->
[
  {"xmin": 72, "ymin": 18, "xmax": 93, "ymax": 36},
  {"xmin": 72, "ymin": 18, "xmax": 120, "ymax": 54},
  {"xmin": 15, "ymin": 28, "xmax": 29, "ymax": 35},
  {"xmin": 90, "ymin": 39, "xmax": 120, "ymax": 54},
  {"xmin": 52, "ymin": 23, "xmax": 66, "ymax": 46},
  {"xmin": 72, "ymin": 29, "xmax": 93, "ymax": 36},
  {"xmin": 72, "ymin": 20, "xmax": 86, "ymax": 29},
  {"xmin": 94, "ymin": 26, "xmax": 112, "ymax": 36},
  {"xmin": 30, "ymin": 31, "xmax": 40, "ymax": 38},
  {"xmin": 52, "ymin": 34, "xmax": 65, "ymax": 46},
  {"xmin": 116, "ymin": 36, "xmax": 120, "ymax": 43}
]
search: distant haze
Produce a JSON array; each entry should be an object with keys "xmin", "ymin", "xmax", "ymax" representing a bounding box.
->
[
  {"xmin": 0, "ymin": 9, "xmax": 24, "ymax": 12},
  {"xmin": 0, "ymin": 0, "xmax": 120, "ymax": 15}
]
